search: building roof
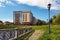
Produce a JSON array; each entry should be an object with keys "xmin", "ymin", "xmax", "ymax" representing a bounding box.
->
[
  {"xmin": 13, "ymin": 10, "xmax": 32, "ymax": 15},
  {"xmin": 22, "ymin": 10, "xmax": 31, "ymax": 13}
]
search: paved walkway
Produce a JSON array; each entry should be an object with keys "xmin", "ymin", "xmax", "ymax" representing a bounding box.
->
[{"xmin": 28, "ymin": 30, "xmax": 44, "ymax": 40}]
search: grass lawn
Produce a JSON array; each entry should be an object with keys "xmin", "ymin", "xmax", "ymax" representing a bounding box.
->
[
  {"xmin": 0, "ymin": 25, "xmax": 30, "ymax": 29},
  {"xmin": 0, "ymin": 25, "xmax": 16, "ymax": 29},
  {"xmin": 32, "ymin": 25, "xmax": 47, "ymax": 30},
  {"xmin": 32, "ymin": 25, "xmax": 60, "ymax": 40}
]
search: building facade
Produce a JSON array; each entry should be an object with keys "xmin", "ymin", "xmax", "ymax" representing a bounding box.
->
[
  {"xmin": 13, "ymin": 11, "xmax": 36, "ymax": 25},
  {"xmin": 22, "ymin": 11, "xmax": 33, "ymax": 25},
  {"xmin": 13, "ymin": 11, "xmax": 22, "ymax": 25}
]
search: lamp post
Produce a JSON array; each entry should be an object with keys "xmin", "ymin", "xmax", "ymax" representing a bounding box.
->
[{"xmin": 47, "ymin": 3, "xmax": 51, "ymax": 34}]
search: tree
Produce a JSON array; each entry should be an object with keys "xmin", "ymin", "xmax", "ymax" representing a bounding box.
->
[
  {"xmin": 0, "ymin": 20, "xmax": 3, "ymax": 25},
  {"xmin": 36, "ymin": 19, "xmax": 42, "ymax": 25},
  {"xmin": 42, "ymin": 21, "xmax": 47, "ymax": 25},
  {"xmin": 52, "ymin": 14, "xmax": 60, "ymax": 25},
  {"xmin": 36, "ymin": 19, "xmax": 47, "ymax": 25},
  {"xmin": 4, "ymin": 21, "xmax": 11, "ymax": 26}
]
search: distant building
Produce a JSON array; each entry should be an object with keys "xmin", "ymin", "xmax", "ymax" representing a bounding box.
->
[{"xmin": 13, "ymin": 10, "xmax": 36, "ymax": 25}]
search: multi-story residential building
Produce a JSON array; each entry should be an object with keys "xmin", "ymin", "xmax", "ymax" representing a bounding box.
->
[
  {"xmin": 13, "ymin": 11, "xmax": 21, "ymax": 25},
  {"xmin": 13, "ymin": 10, "xmax": 36, "ymax": 25},
  {"xmin": 22, "ymin": 11, "xmax": 33, "ymax": 25}
]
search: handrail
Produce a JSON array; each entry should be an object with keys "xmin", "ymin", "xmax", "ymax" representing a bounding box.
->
[{"xmin": 0, "ymin": 28, "xmax": 32, "ymax": 40}]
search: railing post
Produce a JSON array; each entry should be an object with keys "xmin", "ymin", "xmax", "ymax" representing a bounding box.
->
[{"xmin": 11, "ymin": 28, "xmax": 18, "ymax": 39}]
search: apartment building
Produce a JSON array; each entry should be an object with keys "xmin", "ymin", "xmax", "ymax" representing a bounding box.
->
[
  {"xmin": 13, "ymin": 11, "xmax": 22, "ymax": 25},
  {"xmin": 13, "ymin": 10, "xmax": 36, "ymax": 25}
]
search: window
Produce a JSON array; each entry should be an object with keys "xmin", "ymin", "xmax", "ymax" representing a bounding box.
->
[{"xmin": 25, "ymin": 14, "xmax": 27, "ymax": 21}]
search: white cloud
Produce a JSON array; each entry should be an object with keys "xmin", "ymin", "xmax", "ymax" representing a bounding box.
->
[
  {"xmin": 0, "ymin": 0, "xmax": 15, "ymax": 7},
  {"xmin": 0, "ymin": 5, "xmax": 5, "ymax": 7},
  {"xmin": 0, "ymin": 0, "xmax": 5, "ymax": 2},
  {"xmin": 5, "ymin": 0, "xmax": 15, "ymax": 5},
  {"xmin": 0, "ymin": 0, "xmax": 60, "ymax": 10},
  {"xmin": 15, "ymin": 0, "xmax": 60, "ymax": 10},
  {"xmin": 0, "ymin": 2, "xmax": 5, "ymax": 7}
]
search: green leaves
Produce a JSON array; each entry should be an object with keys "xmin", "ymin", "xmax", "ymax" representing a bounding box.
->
[{"xmin": 52, "ymin": 14, "xmax": 60, "ymax": 25}]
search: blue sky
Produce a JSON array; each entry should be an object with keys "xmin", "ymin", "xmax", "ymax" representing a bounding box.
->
[{"xmin": 0, "ymin": 0, "xmax": 60, "ymax": 22}]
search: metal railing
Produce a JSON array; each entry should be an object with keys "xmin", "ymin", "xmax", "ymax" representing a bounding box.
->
[{"xmin": 0, "ymin": 28, "xmax": 32, "ymax": 40}]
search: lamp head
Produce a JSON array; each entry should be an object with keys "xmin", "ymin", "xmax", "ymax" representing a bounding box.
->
[{"xmin": 48, "ymin": 3, "xmax": 51, "ymax": 10}]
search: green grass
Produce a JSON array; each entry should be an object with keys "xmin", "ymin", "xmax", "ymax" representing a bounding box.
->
[
  {"xmin": 32, "ymin": 25, "xmax": 47, "ymax": 30},
  {"xmin": 0, "ymin": 25, "xmax": 16, "ymax": 29},
  {"xmin": 16, "ymin": 25, "xmax": 31, "ymax": 28},
  {"xmin": 37, "ymin": 25, "xmax": 60, "ymax": 40},
  {"xmin": 0, "ymin": 25, "xmax": 30, "ymax": 29}
]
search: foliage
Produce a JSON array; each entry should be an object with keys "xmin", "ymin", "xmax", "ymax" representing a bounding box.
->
[
  {"xmin": 52, "ymin": 14, "xmax": 60, "ymax": 25},
  {"xmin": 0, "ymin": 20, "xmax": 3, "ymax": 23},
  {"xmin": 0, "ymin": 20, "xmax": 3, "ymax": 25},
  {"xmin": 36, "ymin": 19, "xmax": 47, "ymax": 25}
]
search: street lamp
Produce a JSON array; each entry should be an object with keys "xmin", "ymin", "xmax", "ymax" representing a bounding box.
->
[{"xmin": 47, "ymin": 3, "xmax": 51, "ymax": 34}]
